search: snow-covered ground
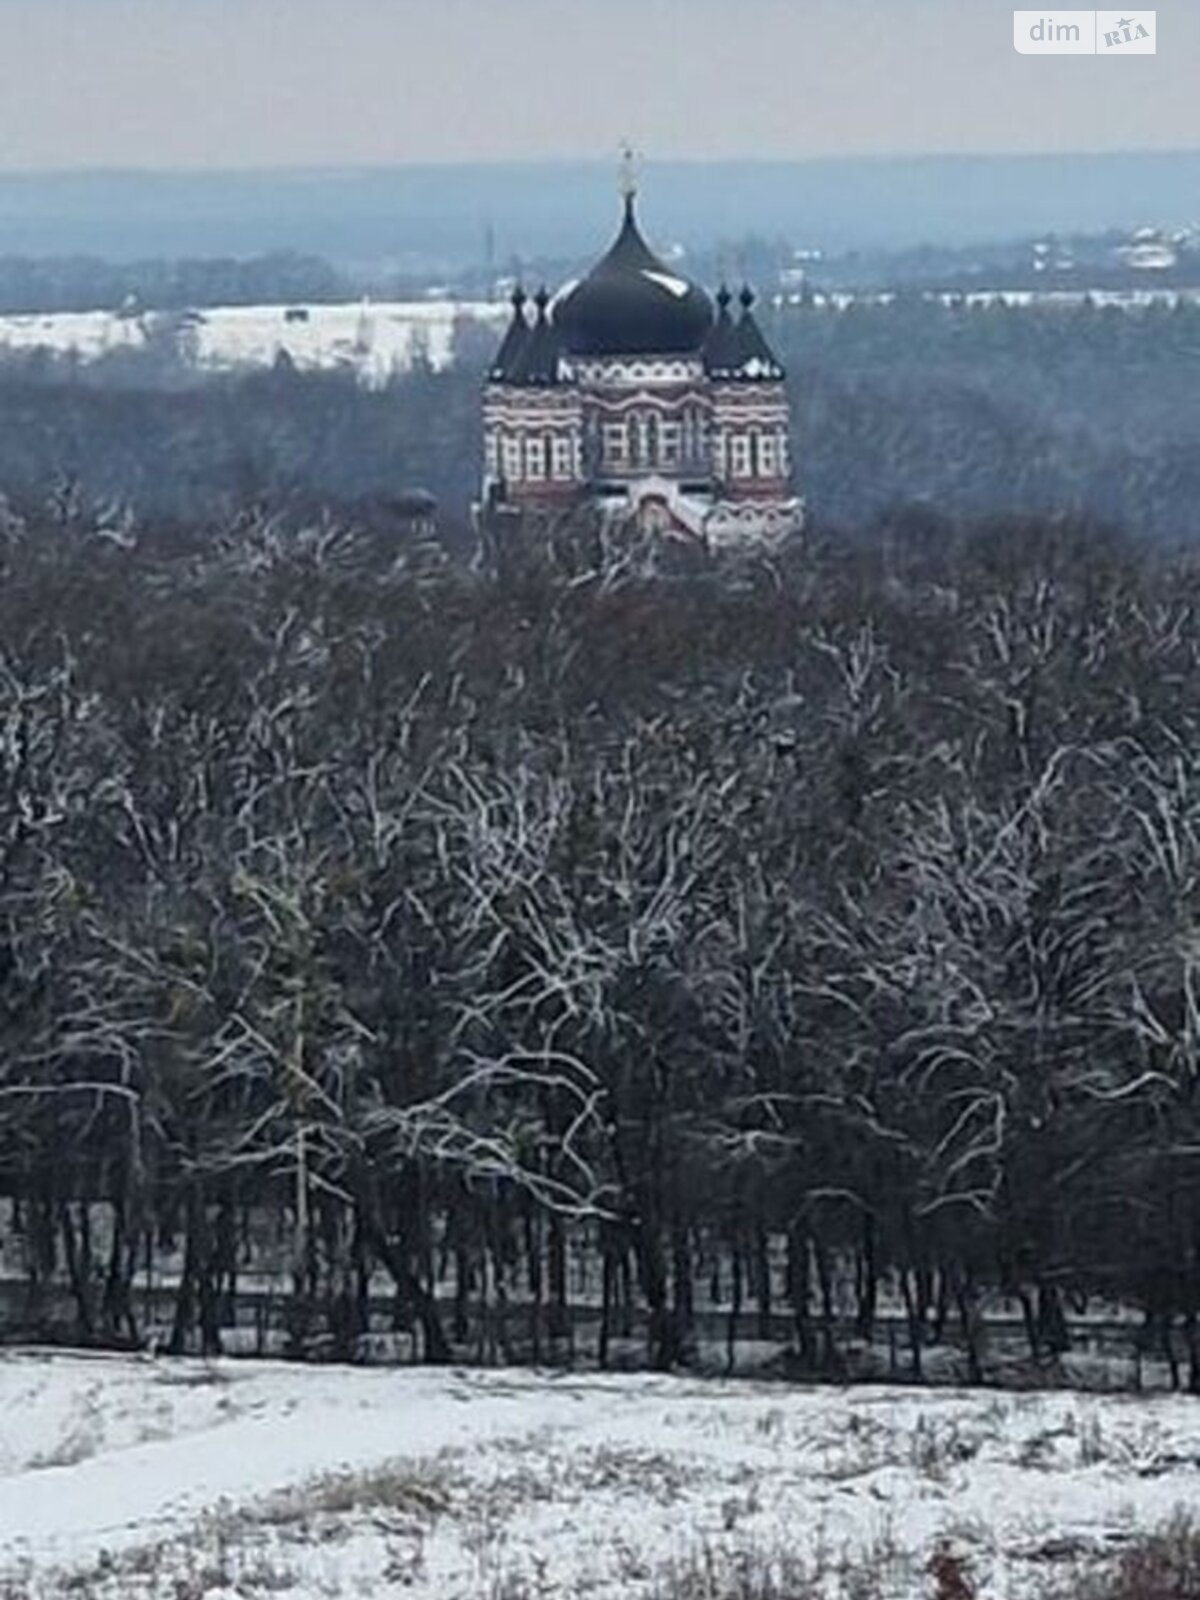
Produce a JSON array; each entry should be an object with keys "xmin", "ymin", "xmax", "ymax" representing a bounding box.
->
[
  {"xmin": 0, "ymin": 1353, "xmax": 1196, "ymax": 1599},
  {"xmin": 1, "ymin": 284, "xmax": 1197, "ymax": 390},
  {"xmin": 792, "ymin": 286, "xmax": 1200, "ymax": 311},
  {"xmin": 0, "ymin": 300, "xmax": 510, "ymax": 384}
]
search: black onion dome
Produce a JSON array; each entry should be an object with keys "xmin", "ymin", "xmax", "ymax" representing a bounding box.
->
[{"xmin": 553, "ymin": 194, "xmax": 713, "ymax": 357}]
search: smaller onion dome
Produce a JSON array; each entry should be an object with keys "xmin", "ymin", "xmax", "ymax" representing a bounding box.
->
[
  {"xmin": 508, "ymin": 286, "xmax": 562, "ymax": 387},
  {"xmin": 703, "ymin": 284, "xmax": 742, "ymax": 378},
  {"xmin": 732, "ymin": 285, "xmax": 786, "ymax": 381},
  {"xmin": 489, "ymin": 285, "xmax": 531, "ymax": 383}
]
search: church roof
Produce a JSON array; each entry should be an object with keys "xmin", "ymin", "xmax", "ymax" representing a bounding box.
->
[
  {"xmin": 731, "ymin": 286, "xmax": 786, "ymax": 381},
  {"xmin": 706, "ymin": 285, "xmax": 786, "ymax": 381},
  {"xmin": 489, "ymin": 285, "xmax": 531, "ymax": 382},
  {"xmin": 702, "ymin": 284, "xmax": 741, "ymax": 377},
  {"xmin": 507, "ymin": 287, "xmax": 562, "ymax": 386},
  {"xmin": 552, "ymin": 192, "xmax": 714, "ymax": 358}
]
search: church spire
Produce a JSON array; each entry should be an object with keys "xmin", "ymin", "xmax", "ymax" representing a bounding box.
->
[
  {"xmin": 488, "ymin": 283, "xmax": 531, "ymax": 383},
  {"xmin": 618, "ymin": 142, "xmax": 639, "ymax": 222}
]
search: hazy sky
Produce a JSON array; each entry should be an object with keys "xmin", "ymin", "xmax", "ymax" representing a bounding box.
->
[{"xmin": 1, "ymin": 0, "xmax": 1197, "ymax": 170}]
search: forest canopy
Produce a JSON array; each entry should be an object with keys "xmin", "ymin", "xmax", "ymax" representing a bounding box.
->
[{"xmin": 1, "ymin": 508, "xmax": 1199, "ymax": 1383}]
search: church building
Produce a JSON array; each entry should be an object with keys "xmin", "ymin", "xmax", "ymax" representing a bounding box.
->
[{"xmin": 478, "ymin": 163, "xmax": 803, "ymax": 563}]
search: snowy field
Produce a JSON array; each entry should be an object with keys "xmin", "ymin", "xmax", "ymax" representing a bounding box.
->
[
  {"xmin": 0, "ymin": 300, "xmax": 510, "ymax": 383},
  {"xmin": 786, "ymin": 286, "xmax": 1200, "ymax": 310},
  {"xmin": 1, "ymin": 286, "xmax": 1197, "ymax": 389},
  {"xmin": 0, "ymin": 1354, "xmax": 1197, "ymax": 1599}
]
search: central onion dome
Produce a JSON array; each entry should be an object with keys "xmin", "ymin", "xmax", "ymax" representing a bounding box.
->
[{"xmin": 553, "ymin": 191, "xmax": 714, "ymax": 358}]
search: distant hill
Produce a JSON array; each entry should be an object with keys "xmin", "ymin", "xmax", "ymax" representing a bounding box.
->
[{"xmin": 0, "ymin": 151, "xmax": 1198, "ymax": 269}]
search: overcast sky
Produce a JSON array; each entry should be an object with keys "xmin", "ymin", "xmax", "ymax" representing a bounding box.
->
[{"xmin": 1, "ymin": 0, "xmax": 1196, "ymax": 170}]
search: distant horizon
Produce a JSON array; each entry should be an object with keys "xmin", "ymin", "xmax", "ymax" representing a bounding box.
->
[
  {"xmin": 3, "ymin": 150, "xmax": 1199, "ymax": 266},
  {"xmin": 2, "ymin": 144, "xmax": 1200, "ymax": 180}
]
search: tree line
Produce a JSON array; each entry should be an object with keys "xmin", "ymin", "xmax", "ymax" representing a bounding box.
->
[
  {"xmin": 3, "ymin": 297, "xmax": 1200, "ymax": 544},
  {"xmin": 1, "ymin": 504, "xmax": 1199, "ymax": 1385},
  {"xmin": 0, "ymin": 252, "xmax": 350, "ymax": 316}
]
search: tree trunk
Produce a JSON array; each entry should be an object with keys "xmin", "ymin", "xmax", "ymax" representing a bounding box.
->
[
  {"xmin": 101, "ymin": 1193, "xmax": 139, "ymax": 1343},
  {"xmin": 524, "ymin": 1203, "xmax": 542, "ymax": 1366},
  {"xmin": 599, "ymin": 1239, "xmax": 615, "ymax": 1370},
  {"xmin": 671, "ymin": 1222, "xmax": 695, "ymax": 1361},
  {"xmin": 814, "ymin": 1238, "xmax": 839, "ymax": 1373},
  {"xmin": 169, "ymin": 1185, "xmax": 205, "ymax": 1356},
  {"xmin": 356, "ymin": 1203, "xmax": 451, "ymax": 1364},
  {"xmin": 59, "ymin": 1200, "xmax": 96, "ymax": 1342},
  {"xmin": 855, "ymin": 1217, "xmax": 877, "ymax": 1341},
  {"xmin": 1183, "ymin": 1309, "xmax": 1200, "ymax": 1396},
  {"xmin": 954, "ymin": 1268, "xmax": 985, "ymax": 1385},
  {"xmin": 754, "ymin": 1227, "xmax": 772, "ymax": 1342},
  {"xmin": 547, "ymin": 1214, "xmax": 570, "ymax": 1343},
  {"xmin": 900, "ymin": 1268, "xmax": 923, "ymax": 1381},
  {"xmin": 1036, "ymin": 1282, "xmax": 1070, "ymax": 1355},
  {"xmin": 635, "ymin": 1225, "xmax": 677, "ymax": 1372},
  {"xmin": 726, "ymin": 1236, "xmax": 743, "ymax": 1375},
  {"xmin": 787, "ymin": 1225, "xmax": 815, "ymax": 1368}
]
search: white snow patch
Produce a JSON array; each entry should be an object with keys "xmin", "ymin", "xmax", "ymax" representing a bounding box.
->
[
  {"xmin": 0, "ymin": 1352, "xmax": 1196, "ymax": 1599},
  {"xmin": 641, "ymin": 270, "xmax": 691, "ymax": 299},
  {"xmin": 0, "ymin": 300, "xmax": 511, "ymax": 385}
]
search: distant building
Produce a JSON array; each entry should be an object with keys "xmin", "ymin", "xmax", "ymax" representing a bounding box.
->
[
  {"xmin": 476, "ymin": 162, "xmax": 802, "ymax": 571},
  {"xmin": 1031, "ymin": 241, "xmax": 1075, "ymax": 274},
  {"xmin": 1117, "ymin": 228, "xmax": 1179, "ymax": 272}
]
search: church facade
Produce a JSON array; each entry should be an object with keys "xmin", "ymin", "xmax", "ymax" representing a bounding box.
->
[{"xmin": 478, "ymin": 174, "xmax": 803, "ymax": 561}]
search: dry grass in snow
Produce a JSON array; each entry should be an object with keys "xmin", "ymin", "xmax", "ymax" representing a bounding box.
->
[{"xmin": 0, "ymin": 1352, "xmax": 1197, "ymax": 1599}]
